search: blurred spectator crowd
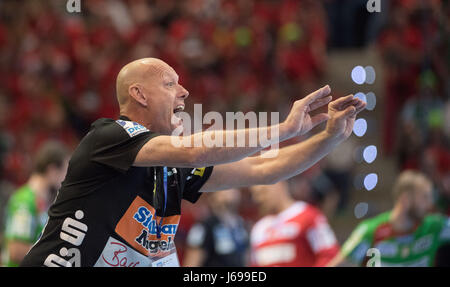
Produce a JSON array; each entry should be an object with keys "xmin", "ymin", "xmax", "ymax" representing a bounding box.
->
[
  {"xmin": 0, "ymin": 0, "xmax": 332, "ymax": 187},
  {"xmin": 380, "ymin": 0, "xmax": 450, "ymax": 215},
  {"xmin": 0, "ymin": 0, "xmax": 449, "ymax": 266}
]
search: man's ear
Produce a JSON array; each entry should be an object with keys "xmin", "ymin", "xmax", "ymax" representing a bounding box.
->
[{"xmin": 129, "ymin": 84, "xmax": 148, "ymax": 107}]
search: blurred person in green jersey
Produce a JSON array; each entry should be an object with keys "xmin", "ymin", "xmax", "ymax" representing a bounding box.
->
[
  {"xmin": 2, "ymin": 141, "xmax": 69, "ymax": 266},
  {"xmin": 329, "ymin": 170, "xmax": 450, "ymax": 267}
]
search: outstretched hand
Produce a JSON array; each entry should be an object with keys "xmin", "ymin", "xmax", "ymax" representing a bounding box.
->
[
  {"xmin": 284, "ymin": 85, "xmax": 333, "ymax": 137},
  {"xmin": 325, "ymin": 94, "xmax": 366, "ymax": 143}
]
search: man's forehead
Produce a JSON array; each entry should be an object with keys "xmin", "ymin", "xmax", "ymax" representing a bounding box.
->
[
  {"xmin": 162, "ymin": 69, "xmax": 179, "ymax": 81},
  {"xmin": 140, "ymin": 59, "xmax": 178, "ymax": 79}
]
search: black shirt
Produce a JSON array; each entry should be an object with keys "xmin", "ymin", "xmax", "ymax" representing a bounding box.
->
[
  {"xmin": 186, "ymin": 214, "xmax": 249, "ymax": 267},
  {"xmin": 20, "ymin": 116, "xmax": 213, "ymax": 267}
]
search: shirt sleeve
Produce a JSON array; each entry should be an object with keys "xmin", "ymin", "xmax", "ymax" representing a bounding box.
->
[
  {"xmin": 90, "ymin": 119, "xmax": 158, "ymax": 173},
  {"xmin": 180, "ymin": 167, "xmax": 214, "ymax": 203},
  {"xmin": 340, "ymin": 221, "xmax": 372, "ymax": 266}
]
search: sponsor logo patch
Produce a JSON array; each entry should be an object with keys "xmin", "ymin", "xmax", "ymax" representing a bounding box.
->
[
  {"xmin": 116, "ymin": 120, "xmax": 149, "ymax": 137},
  {"xmin": 115, "ymin": 196, "xmax": 180, "ymax": 257}
]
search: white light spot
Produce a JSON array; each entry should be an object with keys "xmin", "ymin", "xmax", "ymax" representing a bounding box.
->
[
  {"xmin": 353, "ymin": 118, "xmax": 367, "ymax": 137},
  {"xmin": 354, "ymin": 202, "xmax": 369, "ymax": 219},
  {"xmin": 351, "ymin": 66, "xmax": 366, "ymax": 85},
  {"xmin": 364, "ymin": 66, "xmax": 376, "ymax": 84},
  {"xmin": 354, "ymin": 92, "xmax": 367, "ymax": 103},
  {"xmin": 365, "ymin": 92, "xmax": 376, "ymax": 111},
  {"xmin": 364, "ymin": 173, "xmax": 378, "ymax": 191},
  {"xmin": 363, "ymin": 145, "xmax": 377, "ymax": 164}
]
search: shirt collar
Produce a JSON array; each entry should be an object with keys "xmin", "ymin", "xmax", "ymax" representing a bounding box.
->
[{"xmin": 119, "ymin": 115, "xmax": 131, "ymax": 121}]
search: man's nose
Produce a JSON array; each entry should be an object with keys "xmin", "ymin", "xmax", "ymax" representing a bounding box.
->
[{"xmin": 178, "ymin": 85, "xmax": 189, "ymax": 99}]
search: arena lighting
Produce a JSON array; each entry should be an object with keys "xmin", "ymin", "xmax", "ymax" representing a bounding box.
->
[
  {"xmin": 351, "ymin": 66, "xmax": 377, "ymax": 222},
  {"xmin": 351, "ymin": 65, "xmax": 366, "ymax": 85},
  {"xmin": 363, "ymin": 145, "xmax": 377, "ymax": 164},
  {"xmin": 354, "ymin": 202, "xmax": 369, "ymax": 219},
  {"xmin": 363, "ymin": 173, "xmax": 378, "ymax": 191},
  {"xmin": 365, "ymin": 92, "xmax": 376, "ymax": 111},
  {"xmin": 354, "ymin": 92, "xmax": 367, "ymax": 103},
  {"xmin": 353, "ymin": 118, "xmax": 367, "ymax": 137},
  {"xmin": 364, "ymin": 66, "xmax": 376, "ymax": 84}
]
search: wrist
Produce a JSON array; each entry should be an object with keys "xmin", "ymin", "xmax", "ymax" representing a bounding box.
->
[
  {"xmin": 279, "ymin": 122, "xmax": 295, "ymax": 141},
  {"xmin": 321, "ymin": 130, "xmax": 343, "ymax": 146}
]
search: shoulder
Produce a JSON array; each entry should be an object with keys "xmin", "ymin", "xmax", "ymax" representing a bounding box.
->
[
  {"xmin": 7, "ymin": 186, "xmax": 34, "ymax": 209},
  {"xmin": 302, "ymin": 203, "xmax": 325, "ymax": 220},
  {"xmin": 186, "ymin": 220, "xmax": 212, "ymax": 247},
  {"xmin": 89, "ymin": 118, "xmax": 150, "ymax": 137},
  {"xmin": 90, "ymin": 118, "xmax": 148, "ymax": 139},
  {"xmin": 109, "ymin": 119, "xmax": 150, "ymax": 138},
  {"xmin": 286, "ymin": 202, "xmax": 325, "ymax": 227},
  {"xmin": 353, "ymin": 212, "xmax": 391, "ymax": 239},
  {"xmin": 423, "ymin": 213, "xmax": 450, "ymax": 230},
  {"xmin": 86, "ymin": 118, "xmax": 153, "ymax": 152},
  {"xmin": 251, "ymin": 215, "xmax": 274, "ymax": 235}
]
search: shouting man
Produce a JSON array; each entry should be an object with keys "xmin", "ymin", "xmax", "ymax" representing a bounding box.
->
[{"xmin": 21, "ymin": 58, "xmax": 365, "ymax": 267}]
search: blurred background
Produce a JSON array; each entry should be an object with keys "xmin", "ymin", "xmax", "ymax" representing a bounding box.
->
[{"xmin": 0, "ymin": 0, "xmax": 449, "ymax": 266}]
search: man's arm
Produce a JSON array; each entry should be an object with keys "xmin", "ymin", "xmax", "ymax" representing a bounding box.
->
[
  {"xmin": 200, "ymin": 94, "xmax": 366, "ymax": 192},
  {"xmin": 134, "ymin": 124, "xmax": 288, "ymax": 168},
  {"xmin": 134, "ymin": 86, "xmax": 332, "ymax": 168}
]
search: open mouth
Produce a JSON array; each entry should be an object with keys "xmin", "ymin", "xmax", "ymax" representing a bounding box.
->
[
  {"xmin": 172, "ymin": 105, "xmax": 185, "ymax": 127},
  {"xmin": 173, "ymin": 105, "xmax": 185, "ymax": 114}
]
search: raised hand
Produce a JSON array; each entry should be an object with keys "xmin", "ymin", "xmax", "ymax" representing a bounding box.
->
[
  {"xmin": 284, "ymin": 85, "xmax": 333, "ymax": 137},
  {"xmin": 325, "ymin": 94, "xmax": 366, "ymax": 143}
]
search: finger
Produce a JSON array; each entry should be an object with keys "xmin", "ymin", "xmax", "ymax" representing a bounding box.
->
[
  {"xmin": 304, "ymin": 85, "xmax": 331, "ymax": 105},
  {"xmin": 329, "ymin": 94, "xmax": 354, "ymax": 110},
  {"xmin": 337, "ymin": 105, "xmax": 356, "ymax": 119},
  {"xmin": 309, "ymin": 95, "xmax": 332, "ymax": 111},
  {"xmin": 340, "ymin": 98, "xmax": 360, "ymax": 110},
  {"xmin": 354, "ymin": 100, "xmax": 367, "ymax": 114},
  {"xmin": 310, "ymin": 113, "xmax": 330, "ymax": 128}
]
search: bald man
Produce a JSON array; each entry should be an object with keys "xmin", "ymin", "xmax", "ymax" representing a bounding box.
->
[{"xmin": 20, "ymin": 58, "xmax": 365, "ymax": 267}]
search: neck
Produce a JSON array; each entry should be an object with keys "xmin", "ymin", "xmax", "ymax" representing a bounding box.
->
[
  {"xmin": 121, "ymin": 109, "xmax": 151, "ymax": 128},
  {"xmin": 120, "ymin": 104, "xmax": 161, "ymax": 132},
  {"xmin": 275, "ymin": 196, "xmax": 296, "ymax": 214},
  {"xmin": 390, "ymin": 203, "xmax": 416, "ymax": 233},
  {"xmin": 28, "ymin": 174, "xmax": 50, "ymax": 201}
]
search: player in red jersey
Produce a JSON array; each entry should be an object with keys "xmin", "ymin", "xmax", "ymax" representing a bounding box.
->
[{"xmin": 249, "ymin": 181, "xmax": 339, "ymax": 267}]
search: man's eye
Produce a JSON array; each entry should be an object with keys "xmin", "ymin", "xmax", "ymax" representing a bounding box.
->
[{"xmin": 166, "ymin": 82, "xmax": 175, "ymax": 87}]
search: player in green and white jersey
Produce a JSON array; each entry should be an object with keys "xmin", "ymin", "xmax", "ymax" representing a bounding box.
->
[
  {"xmin": 329, "ymin": 170, "xmax": 450, "ymax": 267},
  {"xmin": 2, "ymin": 141, "xmax": 69, "ymax": 267}
]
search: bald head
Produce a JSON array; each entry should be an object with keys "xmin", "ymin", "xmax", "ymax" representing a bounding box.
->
[
  {"xmin": 116, "ymin": 58, "xmax": 176, "ymax": 106},
  {"xmin": 115, "ymin": 57, "xmax": 188, "ymax": 134}
]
